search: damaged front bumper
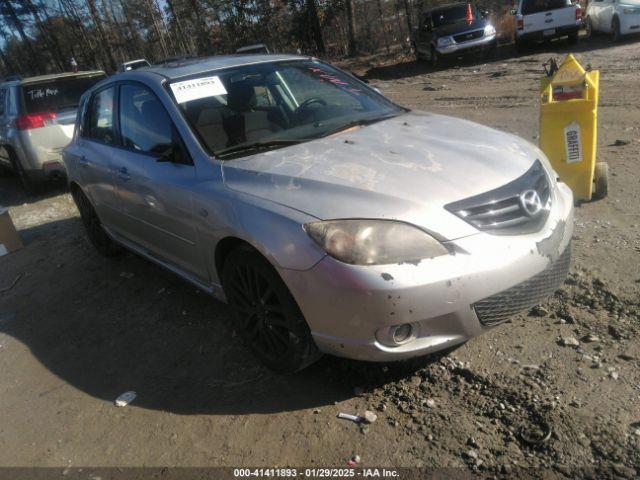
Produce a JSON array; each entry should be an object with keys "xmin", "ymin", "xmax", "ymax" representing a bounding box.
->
[{"xmin": 278, "ymin": 182, "xmax": 574, "ymax": 362}]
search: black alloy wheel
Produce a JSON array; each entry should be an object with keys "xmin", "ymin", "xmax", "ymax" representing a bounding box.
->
[{"xmin": 223, "ymin": 248, "xmax": 320, "ymax": 373}]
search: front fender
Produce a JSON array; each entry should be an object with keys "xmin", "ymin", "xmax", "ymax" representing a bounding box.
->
[{"xmin": 194, "ymin": 186, "xmax": 327, "ymax": 285}]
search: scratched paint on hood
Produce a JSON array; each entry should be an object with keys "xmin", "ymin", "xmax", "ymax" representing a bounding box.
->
[{"xmin": 222, "ymin": 111, "xmax": 549, "ymax": 240}]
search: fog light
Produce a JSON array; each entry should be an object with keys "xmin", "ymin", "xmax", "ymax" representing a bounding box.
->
[
  {"xmin": 376, "ymin": 322, "xmax": 418, "ymax": 347},
  {"xmin": 392, "ymin": 323, "xmax": 413, "ymax": 344}
]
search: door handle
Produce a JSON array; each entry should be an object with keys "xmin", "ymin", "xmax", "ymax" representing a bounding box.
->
[
  {"xmin": 78, "ymin": 156, "xmax": 89, "ymax": 168},
  {"xmin": 117, "ymin": 166, "xmax": 130, "ymax": 181},
  {"xmin": 545, "ymin": 18, "xmax": 553, "ymax": 23}
]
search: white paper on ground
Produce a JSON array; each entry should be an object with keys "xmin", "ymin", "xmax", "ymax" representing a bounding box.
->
[{"xmin": 170, "ymin": 76, "xmax": 227, "ymax": 104}]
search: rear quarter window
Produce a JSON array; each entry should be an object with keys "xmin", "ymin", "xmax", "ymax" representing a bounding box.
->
[{"xmin": 21, "ymin": 75, "xmax": 106, "ymax": 114}]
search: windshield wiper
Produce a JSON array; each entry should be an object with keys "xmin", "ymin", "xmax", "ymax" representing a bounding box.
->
[
  {"xmin": 216, "ymin": 139, "xmax": 303, "ymax": 159},
  {"xmin": 319, "ymin": 114, "xmax": 399, "ymax": 138}
]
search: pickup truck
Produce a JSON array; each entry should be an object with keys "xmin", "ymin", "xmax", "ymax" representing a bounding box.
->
[
  {"xmin": 411, "ymin": 2, "xmax": 497, "ymax": 66},
  {"xmin": 513, "ymin": 0, "xmax": 582, "ymax": 49}
]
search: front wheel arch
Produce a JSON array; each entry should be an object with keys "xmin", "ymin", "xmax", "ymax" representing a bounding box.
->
[{"xmin": 214, "ymin": 236, "xmax": 255, "ymax": 285}]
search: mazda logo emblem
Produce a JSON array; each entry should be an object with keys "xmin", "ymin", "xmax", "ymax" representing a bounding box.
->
[{"xmin": 519, "ymin": 190, "xmax": 543, "ymax": 217}]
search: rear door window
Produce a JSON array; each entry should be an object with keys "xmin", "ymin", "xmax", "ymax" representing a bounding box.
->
[
  {"xmin": 21, "ymin": 74, "xmax": 106, "ymax": 114},
  {"xmin": 85, "ymin": 87, "xmax": 116, "ymax": 144}
]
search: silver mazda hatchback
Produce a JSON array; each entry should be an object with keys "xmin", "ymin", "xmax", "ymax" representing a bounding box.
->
[{"xmin": 63, "ymin": 55, "xmax": 573, "ymax": 372}]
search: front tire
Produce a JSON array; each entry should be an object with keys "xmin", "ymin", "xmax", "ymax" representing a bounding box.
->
[
  {"xmin": 611, "ymin": 17, "xmax": 621, "ymax": 42},
  {"xmin": 222, "ymin": 247, "xmax": 320, "ymax": 373},
  {"xmin": 430, "ymin": 46, "xmax": 439, "ymax": 68},
  {"xmin": 484, "ymin": 40, "xmax": 498, "ymax": 60},
  {"xmin": 72, "ymin": 187, "xmax": 123, "ymax": 257}
]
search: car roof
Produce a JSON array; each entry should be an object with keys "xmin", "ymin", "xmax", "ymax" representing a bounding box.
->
[
  {"xmin": 0, "ymin": 70, "xmax": 105, "ymax": 87},
  {"xmin": 146, "ymin": 54, "xmax": 308, "ymax": 80}
]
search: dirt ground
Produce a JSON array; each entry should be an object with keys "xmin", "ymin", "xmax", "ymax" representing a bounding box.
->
[{"xmin": 0, "ymin": 37, "xmax": 639, "ymax": 478}]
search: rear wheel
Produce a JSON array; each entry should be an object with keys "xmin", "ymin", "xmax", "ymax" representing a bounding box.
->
[
  {"xmin": 222, "ymin": 247, "xmax": 320, "ymax": 373},
  {"xmin": 412, "ymin": 42, "xmax": 421, "ymax": 60},
  {"xmin": 611, "ymin": 17, "xmax": 621, "ymax": 42},
  {"xmin": 72, "ymin": 186, "xmax": 123, "ymax": 257},
  {"xmin": 7, "ymin": 148, "xmax": 35, "ymax": 194},
  {"xmin": 0, "ymin": 161, "xmax": 12, "ymax": 177},
  {"xmin": 592, "ymin": 162, "xmax": 609, "ymax": 200},
  {"xmin": 584, "ymin": 16, "xmax": 595, "ymax": 39},
  {"xmin": 515, "ymin": 37, "xmax": 527, "ymax": 53}
]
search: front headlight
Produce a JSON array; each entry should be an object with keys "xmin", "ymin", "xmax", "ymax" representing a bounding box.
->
[
  {"xmin": 484, "ymin": 24, "xmax": 496, "ymax": 36},
  {"xmin": 437, "ymin": 37, "xmax": 454, "ymax": 47},
  {"xmin": 304, "ymin": 220, "xmax": 449, "ymax": 265}
]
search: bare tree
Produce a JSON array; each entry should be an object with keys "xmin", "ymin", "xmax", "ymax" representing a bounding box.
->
[
  {"xmin": 0, "ymin": 0, "xmax": 424, "ymax": 77},
  {"xmin": 0, "ymin": 0, "xmax": 44, "ymax": 73},
  {"xmin": 86, "ymin": 0, "xmax": 116, "ymax": 70},
  {"xmin": 307, "ymin": 0, "xmax": 325, "ymax": 54},
  {"xmin": 344, "ymin": 0, "xmax": 356, "ymax": 56}
]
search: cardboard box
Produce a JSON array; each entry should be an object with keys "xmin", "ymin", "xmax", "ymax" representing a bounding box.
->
[{"xmin": 0, "ymin": 207, "xmax": 23, "ymax": 256}]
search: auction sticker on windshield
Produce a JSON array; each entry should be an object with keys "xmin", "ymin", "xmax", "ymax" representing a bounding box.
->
[{"xmin": 170, "ymin": 75, "xmax": 227, "ymax": 103}]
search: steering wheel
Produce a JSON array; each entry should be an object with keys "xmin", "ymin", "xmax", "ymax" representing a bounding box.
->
[{"xmin": 294, "ymin": 97, "xmax": 327, "ymax": 116}]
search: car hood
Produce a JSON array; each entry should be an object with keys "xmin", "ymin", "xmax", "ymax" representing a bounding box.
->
[{"xmin": 222, "ymin": 112, "xmax": 546, "ymax": 240}]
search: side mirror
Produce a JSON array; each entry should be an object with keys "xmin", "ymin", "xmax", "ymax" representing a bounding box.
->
[{"xmin": 156, "ymin": 144, "xmax": 180, "ymax": 163}]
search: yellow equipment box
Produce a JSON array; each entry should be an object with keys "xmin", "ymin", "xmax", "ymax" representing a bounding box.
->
[{"xmin": 539, "ymin": 54, "xmax": 607, "ymax": 202}]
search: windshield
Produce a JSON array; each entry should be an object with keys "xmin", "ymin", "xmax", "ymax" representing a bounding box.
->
[
  {"xmin": 169, "ymin": 60, "xmax": 404, "ymax": 158},
  {"xmin": 432, "ymin": 4, "xmax": 478, "ymax": 27},
  {"xmin": 21, "ymin": 74, "xmax": 106, "ymax": 114}
]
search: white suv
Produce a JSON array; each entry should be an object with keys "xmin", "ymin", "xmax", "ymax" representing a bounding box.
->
[
  {"xmin": 585, "ymin": 0, "xmax": 640, "ymax": 41},
  {"xmin": 513, "ymin": 0, "xmax": 582, "ymax": 49},
  {"xmin": 0, "ymin": 71, "xmax": 106, "ymax": 191}
]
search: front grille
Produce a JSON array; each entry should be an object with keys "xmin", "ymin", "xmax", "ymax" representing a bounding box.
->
[
  {"xmin": 473, "ymin": 245, "xmax": 571, "ymax": 327},
  {"xmin": 453, "ymin": 30, "xmax": 484, "ymax": 43},
  {"xmin": 445, "ymin": 160, "xmax": 551, "ymax": 234}
]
